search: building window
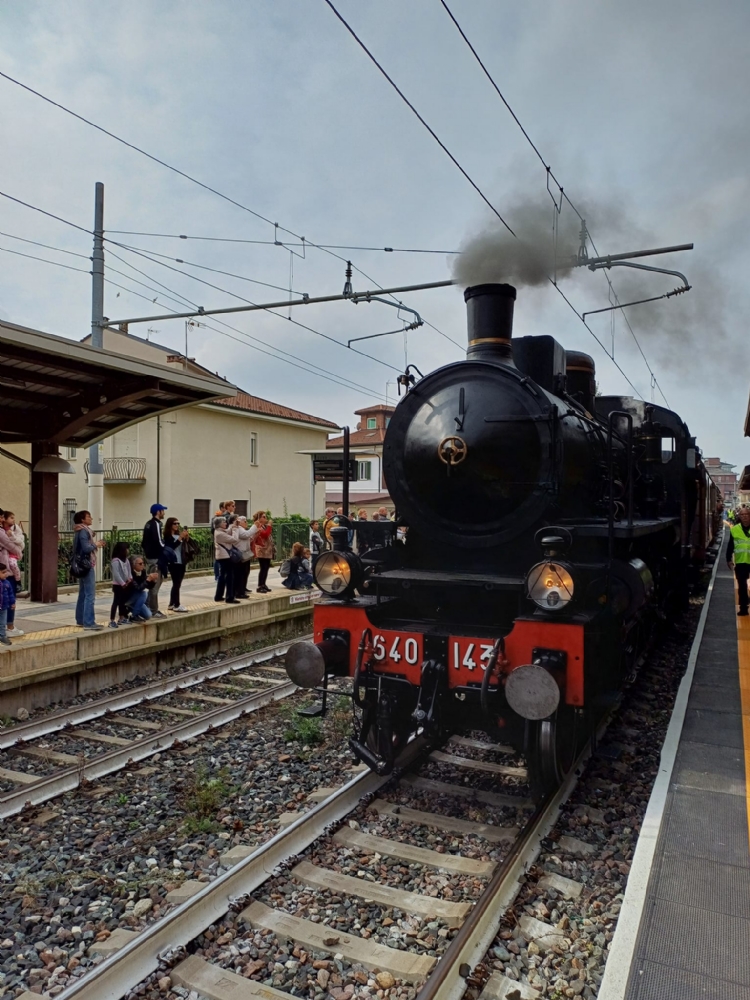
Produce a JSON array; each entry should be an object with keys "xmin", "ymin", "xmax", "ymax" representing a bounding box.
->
[
  {"xmin": 250, "ymin": 432, "xmax": 258, "ymax": 466},
  {"xmin": 386, "ymin": 417, "xmax": 391, "ymax": 427},
  {"xmin": 358, "ymin": 460, "xmax": 372, "ymax": 481},
  {"xmin": 193, "ymin": 499, "xmax": 211, "ymax": 524},
  {"xmin": 234, "ymin": 500, "xmax": 248, "ymax": 517},
  {"xmin": 63, "ymin": 498, "xmax": 77, "ymax": 530},
  {"xmin": 67, "ymin": 447, "xmax": 77, "ymax": 460},
  {"xmin": 366, "ymin": 418, "xmax": 377, "ymax": 429}
]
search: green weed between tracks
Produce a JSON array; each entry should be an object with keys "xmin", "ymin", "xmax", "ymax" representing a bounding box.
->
[{"xmin": 183, "ymin": 762, "xmax": 238, "ymax": 834}]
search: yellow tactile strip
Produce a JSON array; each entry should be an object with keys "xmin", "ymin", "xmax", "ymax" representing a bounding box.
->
[{"xmin": 734, "ymin": 589, "xmax": 750, "ymax": 853}]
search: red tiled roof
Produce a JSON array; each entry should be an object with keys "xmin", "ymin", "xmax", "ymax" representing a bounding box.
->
[
  {"xmin": 327, "ymin": 429, "xmax": 386, "ymax": 447},
  {"xmin": 355, "ymin": 404, "xmax": 396, "ymax": 416},
  {"xmin": 212, "ymin": 392, "xmax": 339, "ymax": 429}
]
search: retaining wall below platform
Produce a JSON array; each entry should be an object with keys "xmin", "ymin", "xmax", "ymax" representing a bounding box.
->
[{"xmin": 0, "ymin": 592, "xmax": 315, "ymax": 716}]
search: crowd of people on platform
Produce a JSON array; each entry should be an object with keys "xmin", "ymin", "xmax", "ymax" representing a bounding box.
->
[{"xmin": 0, "ymin": 499, "xmax": 399, "ymax": 642}]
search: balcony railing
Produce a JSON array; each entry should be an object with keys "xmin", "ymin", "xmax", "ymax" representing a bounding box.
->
[{"xmin": 84, "ymin": 457, "xmax": 147, "ymax": 483}]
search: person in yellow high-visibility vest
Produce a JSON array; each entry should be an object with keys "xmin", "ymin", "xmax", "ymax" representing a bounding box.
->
[{"xmin": 727, "ymin": 506, "xmax": 750, "ymax": 616}]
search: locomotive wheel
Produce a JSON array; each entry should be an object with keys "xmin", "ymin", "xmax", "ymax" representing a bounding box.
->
[{"xmin": 525, "ymin": 705, "xmax": 584, "ymax": 799}]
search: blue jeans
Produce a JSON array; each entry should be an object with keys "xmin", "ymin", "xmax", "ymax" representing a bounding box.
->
[
  {"xmin": 75, "ymin": 570, "xmax": 97, "ymax": 626},
  {"xmin": 215, "ymin": 560, "xmax": 235, "ymax": 602},
  {"xmin": 128, "ymin": 589, "xmax": 152, "ymax": 619},
  {"xmin": 0, "ymin": 608, "xmax": 6, "ymax": 639}
]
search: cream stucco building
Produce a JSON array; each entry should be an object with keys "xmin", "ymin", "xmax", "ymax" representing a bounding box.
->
[
  {"xmin": 324, "ymin": 404, "xmax": 395, "ymax": 515},
  {"xmin": 0, "ymin": 330, "xmax": 338, "ymax": 529}
]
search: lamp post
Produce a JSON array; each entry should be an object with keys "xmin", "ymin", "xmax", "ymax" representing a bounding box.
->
[{"xmin": 88, "ymin": 183, "xmax": 105, "ymax": 566}]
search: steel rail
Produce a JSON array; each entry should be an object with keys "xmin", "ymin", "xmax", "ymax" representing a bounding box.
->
[
  {"xmin": 53, "ymin": 737, "xmax": 429, "ymax": 1000},
  {"xmin": 417, "ymin": 713, "xmax": 614, "ymax": 1000},
  {"xmin": 0, "ymin": 678, "xmax": 297, "ymax": 819},
  {"xmin": 0, "ymin": 635, "xmax": 311, "ymax": 750}
]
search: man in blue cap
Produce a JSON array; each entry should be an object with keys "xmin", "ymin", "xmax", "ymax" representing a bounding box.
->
[{"xmin": 142, "ymin": 503, "xmax": 168, "ymax": 618}]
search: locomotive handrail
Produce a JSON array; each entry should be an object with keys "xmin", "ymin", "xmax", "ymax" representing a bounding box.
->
[
  {"xmin": 480, "ymin": 636, "xmax": 506, "ymax": 717},
  {"xmin": 607, "ymin": 411, "xmax": 634, "ymax": 562},
  {"xmin": 352, "ymin": 628, "xmax": 374, "ymax": 709}
]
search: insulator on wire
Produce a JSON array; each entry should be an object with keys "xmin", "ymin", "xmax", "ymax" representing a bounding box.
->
[{"xmin": 343, "ymin": 261, "xmax": 353, "ymax": 297}]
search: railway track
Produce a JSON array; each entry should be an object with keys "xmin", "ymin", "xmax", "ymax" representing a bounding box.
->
[
  {"xmin": 49, "ymin": 725, "xmax": 601, "ymax": 1000},
  {"xmin": 0, "ymin": 636, "xmax": 311, "ymax": 819}
]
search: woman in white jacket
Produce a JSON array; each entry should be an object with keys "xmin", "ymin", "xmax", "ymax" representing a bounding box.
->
[
  {"xmin": 233, "ymin": 516, "xmax": 258, "ymax": 599},
  {"xmin": 214, "ymin": 518, "xmax": 240, "ymax": 604}
]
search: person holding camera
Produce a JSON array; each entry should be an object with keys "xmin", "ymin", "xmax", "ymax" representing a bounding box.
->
[
  {"xmin": 252, "ymin": 510, "xmax": 274, "ymax": 593},
  {"xmin": 126, "ymin": 556, "xmax": 160, "ymax": 621},
  {"xmin": 214, "ymin": 516, "xmax": 241, "ymax": 604}
]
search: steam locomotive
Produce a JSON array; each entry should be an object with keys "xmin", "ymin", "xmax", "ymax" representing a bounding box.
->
[{"xmin": 286, "ymin": 283, "xmax": 721, "ymax": 797}]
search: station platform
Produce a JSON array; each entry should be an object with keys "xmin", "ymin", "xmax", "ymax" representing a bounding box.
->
[
  {"xmin": 3, "ymin": 565, "xmax": 288, "ymax": 644},
  {"xmin": 601, "ymin": 545, "xmax": 750, "ymax": 999},
  {"xmin": 0, "ymin": 567, "xmax": 315, "ymax": 715}
]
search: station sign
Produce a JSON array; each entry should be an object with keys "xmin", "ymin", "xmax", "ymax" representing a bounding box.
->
[{"xmin": 313, "ymin": 458, "xmax": 359, "ymax": 482}]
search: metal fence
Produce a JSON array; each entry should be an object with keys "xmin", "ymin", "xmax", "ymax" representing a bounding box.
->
[{"xmin": 54, "ymin": 520, "xmax": 310, "ymax": 585}]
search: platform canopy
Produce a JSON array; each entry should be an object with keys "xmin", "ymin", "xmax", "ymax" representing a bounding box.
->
[{"xmin": 0, "ymin": 319, "xmax": 236, "ymax": 447}]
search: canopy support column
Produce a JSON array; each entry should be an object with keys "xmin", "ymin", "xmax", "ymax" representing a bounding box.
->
[{"xmin": 30, "ymin": 442, "xmax": 60, "ymax": 603}]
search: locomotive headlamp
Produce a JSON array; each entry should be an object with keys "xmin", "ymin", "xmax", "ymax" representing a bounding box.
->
[
  {"xmin": 526, "ymin": 561, "xmax": 575, "ymax": 610},
  {"xmin": 314, "ymin": 550, "xmax": 362, "ymax": 598}
]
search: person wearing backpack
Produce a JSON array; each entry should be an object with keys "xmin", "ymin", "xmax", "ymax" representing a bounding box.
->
[
  {"xmin": 72, "ymin": 510, "xmax": 105, "ymax": 630},
  {"xmin": 214, "ymin": 517, "xmax": 241, "ymax": 604}
]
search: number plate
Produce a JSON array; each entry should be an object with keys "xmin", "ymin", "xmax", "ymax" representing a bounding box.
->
[
  {"xmin": 371, "ymin": 630, "xmax": 423, "ymax": 670},
  {"xmin": 449, "ymin": 636, "xmax": 498, "ymax": 674}
]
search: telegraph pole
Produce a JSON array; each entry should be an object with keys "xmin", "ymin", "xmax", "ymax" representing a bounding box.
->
[{"xmin": 88, "ymin": 182, "xmax": 105, "ymax": 559}]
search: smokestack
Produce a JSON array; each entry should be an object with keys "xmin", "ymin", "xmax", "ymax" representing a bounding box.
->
[
  {"xmin": 464, "ymin": 283, "xmax": 516, "ymax": 363},
  {"xmin": 565, "ymin": 350, "xmax": 596, "ymax": 414}
]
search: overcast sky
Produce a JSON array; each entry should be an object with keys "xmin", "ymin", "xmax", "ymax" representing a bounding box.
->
[{"xmin": 1, "ymin": 1, "xmax": 747, "ymax": 467}]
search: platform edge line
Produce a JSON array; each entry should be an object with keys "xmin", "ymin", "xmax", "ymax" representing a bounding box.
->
[{"xmin": 597, "ymin": 542, "xmax": 723, "ymax": 1000}]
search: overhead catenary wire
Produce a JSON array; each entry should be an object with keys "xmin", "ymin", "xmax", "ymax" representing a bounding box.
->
[
  {"xmin": 0, "ymin": 73, "xmax": 463, "ymax": 360},
  {"xmin": 106, "ymin": 230, "xmax": 461, "ymax": 254},
  {"xmin": 0, "ymin": 182, "xmax": 439, "ymax": 374},
  {"xmin": 104, "ymin": 238, "xmax": 404, "ymax": 373},
  {"xmin": 437, "ymin": 0, "xmax": 671, "ymax": 407},
  {"xmin": 321, "ymin": 0, "xmax": 515, "ymax": 239},
  {"xmin": 103, "ymin": 269, "xmax": 387, "ymax": 402},
  {"xmin": 101, "ymin": 248, "xmax": 390, "ymax": 398},
  {"xmin": 0, "ymin": 208, "xmax": 388, "ymax": 399},
  {"xmin": 110, "ymin": 241, "xmax": 309, "ymax": 296},
  {"xmin": 0, "ymin": 229, "xmax": 91, "ymax": 259},
  {"xmin": 110, "ymin": 238, "xmax": 463, "ymax": 350},
  {"xmin": 323, "ymin": 0, "xmax": 652, "ymax": 401},
  {"xmin": 0, "ymin": 70, "xmax": 449, "ymax": 282},
  {"xmin": 0, "ymin": 243, "xmax": 91, "ymax": 275},
  {"xmin": 0, "ymin": 188, "xmax": 91, "ymax": 235}
]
